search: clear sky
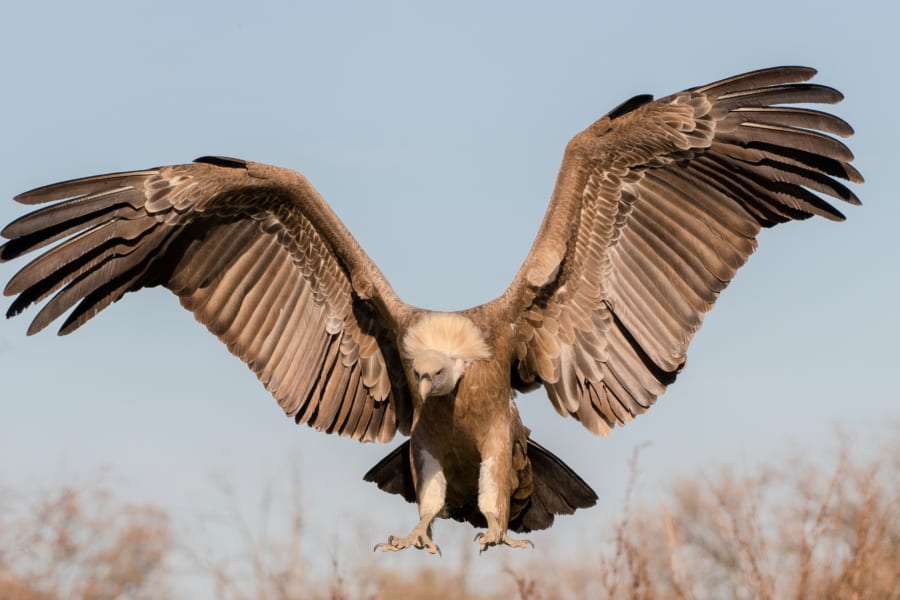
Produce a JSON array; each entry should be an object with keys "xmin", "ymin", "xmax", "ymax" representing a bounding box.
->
[{"xmin": 1, "ymin": 0, "xmax": 896, "ymax": 591}]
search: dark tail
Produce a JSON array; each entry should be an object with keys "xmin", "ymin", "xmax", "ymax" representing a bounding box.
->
[
  {"xmin": 509, "ymin": 439, "xmax": 597, "ymax": 532},
  {"xmin": 363, "ymin": 441, "xmax": 417, "ymax": 503},
  {"xmin": 363, "ymin": 439, "xmax": 597, "ymax": 533}
]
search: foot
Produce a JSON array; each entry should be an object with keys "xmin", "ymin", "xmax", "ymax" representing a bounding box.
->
[
  {"xmin": 374, "ymin": 529, "xmax": 441, "ymax": 555},
  {"xmin": 474, "ymin": 530, "xmax": 534, "ymax": 553}
]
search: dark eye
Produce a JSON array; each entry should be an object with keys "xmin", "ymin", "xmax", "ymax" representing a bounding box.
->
[{"xmin": 436, "ymin": 368, "xmax": 445, "ymax": 377}]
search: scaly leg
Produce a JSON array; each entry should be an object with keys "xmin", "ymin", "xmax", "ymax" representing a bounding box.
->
[
  {"xmin": 474, "ymin": 455, "xmax": 533, "ymax": 553},
  {"xmin": 375, "ymin": 449, "xmax": 444, "ymax": 555}
]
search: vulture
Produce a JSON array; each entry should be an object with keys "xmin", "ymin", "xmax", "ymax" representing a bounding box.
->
[{"xmin": 1, "ymin": 66, "xmax": 861, "ymax": 554}]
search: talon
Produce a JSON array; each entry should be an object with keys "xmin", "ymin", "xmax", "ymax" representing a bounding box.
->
[
  {"xmin": 501, "ymin": 533, "xmax": 534, "ymax": 549},
  {"xmin": 374, "ymin": 529, "xmax": 441, "ymax": 555},
  {"xmin": 474, "ymin": 529, "xmax": 534, "ymax": 552}
]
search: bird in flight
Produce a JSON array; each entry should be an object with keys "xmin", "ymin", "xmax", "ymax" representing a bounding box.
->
[{"xmin": 1, "ymin": 67, "xmax": 861, "ymax": 554}]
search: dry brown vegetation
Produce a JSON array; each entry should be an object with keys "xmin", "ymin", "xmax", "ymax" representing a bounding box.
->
[
  {"xmin": 541, "ymin": 439, "xmax": 900, "ymax": 600},
  {"xmin": 2, "ymin": 435, "xmax": 897, "ymax": 600},
  {"xmin": 0, "ymin": 482, "xmax": 172, "ymax": 599}
]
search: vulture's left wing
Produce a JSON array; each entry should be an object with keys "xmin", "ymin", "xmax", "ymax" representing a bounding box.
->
[
  {"xmin": 1, "ymin": 157, "xmax": 413, "ymax": 442},
  {"xmin": 495, "ymin": 67, "xmax": 861, "ymax": 436}
]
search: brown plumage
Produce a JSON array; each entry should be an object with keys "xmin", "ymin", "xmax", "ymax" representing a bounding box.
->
[{"xmin": 1, "ymin": 67, "xmax": 861, "ymax": 553}]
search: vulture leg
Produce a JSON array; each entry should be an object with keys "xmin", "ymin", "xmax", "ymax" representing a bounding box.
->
[
  {"xmin": 374, "ymin": 447, "xmax": 444, "ymax": 555},
  {"xmin": 473, "ymin": 428, "xmax": 534, "ymax": 553}
]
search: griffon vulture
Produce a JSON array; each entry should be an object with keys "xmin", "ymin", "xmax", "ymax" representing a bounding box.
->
[{"xmin": 1, "ymin": 67, "xmax": 861, "ymax": 554}]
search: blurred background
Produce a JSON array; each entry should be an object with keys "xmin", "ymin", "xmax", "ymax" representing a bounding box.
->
[{"xmin": 1, "ymin": 1, "xmax": 896, "ymax": 597}]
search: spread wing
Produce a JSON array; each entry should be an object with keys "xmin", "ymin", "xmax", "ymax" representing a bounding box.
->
[
  {"xmin": 1, "ymin": 157, "xmax": 413, "ymax": 442},
  {"xmin": 497, "ymin": 66, "xmax": 862, "ymax": 436}
]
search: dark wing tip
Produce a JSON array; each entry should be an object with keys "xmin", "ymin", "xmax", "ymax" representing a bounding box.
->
[
  {"xmin": 13, "ymin": 183, "xmax": 66, "ymax": 205},
  {"xmin": 605, "ymin": 94, "xmax": 654, "ymax": 120},
  {"xmin": 13, "ymin": 170, "xmax": 158, "ymax": 206},
  {"xmin": 194, "ymin": 156, "xmax": 249, "ymax": 169},
  {"xmin": 764, "ymin": 65, "xmax": 818, "ymax": 80},
  {"xmin": 696, "ymin": 66, "xmax": 819, "ymax": 93}
]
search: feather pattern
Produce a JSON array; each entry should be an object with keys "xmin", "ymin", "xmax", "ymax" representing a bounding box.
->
[
  {"xmin": 1, "ymin": 159, "xmax": 413, "ymax": 442},
  {"xmin": 497, "ymin": 66, "xmax": 861, "ymax": 436},
  {"xmin": 1, "ymin": 67, "xmax": 860, "ymax": 547}
]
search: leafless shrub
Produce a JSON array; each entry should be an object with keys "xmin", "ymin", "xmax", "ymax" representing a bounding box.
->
[
  {"xmin": 2, "ymin": 431, "xmax": 897, "ymax": 599},
  {"xmin": 545, "ymin": 434, "xmax": 900, "ymax": 600},
  {"xmin": 662, "ymin": 441, "xmax": 898, "ymax": 599},
  {"xmin": 179, "ymin": 468, "xmax": 311, "ymax": 600},
  {"xmin": 0, "ymin": 482, "xmax": 172, "ymax": 600},
  {"xmin": 504, "ymin": 564, "xmax": 542, "ymax": 600}
]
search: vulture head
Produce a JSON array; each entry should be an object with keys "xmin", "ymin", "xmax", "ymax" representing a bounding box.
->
[
  {"xmin": 412, "ymin": 349, "xmax": 464, "ymax": 400},
  {"xmin": 403, "ymin": 313, "xmax": 492, "ymax": 401}
]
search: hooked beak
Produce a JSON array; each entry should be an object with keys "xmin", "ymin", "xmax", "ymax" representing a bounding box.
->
[{"xmin": 418, "ymin": 376, "xmax": 433, "ymax": 401}]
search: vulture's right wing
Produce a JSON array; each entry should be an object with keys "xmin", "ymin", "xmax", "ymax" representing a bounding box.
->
[
  {"xmin": 1, "ymin": 157, "xmax": 413, "ymax": 442},
  {"xmin": 496, "ymin": 67, "xmax": 862, "ymax": 436}
]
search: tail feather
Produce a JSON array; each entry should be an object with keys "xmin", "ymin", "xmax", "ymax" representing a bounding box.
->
[
  {"xmin": 363, "ymin": 438, "xmax": 597, "ymax": 532},
  {"xmin": 511, "ymin": 439, "xmax": 598, "ymax": 532},
  {"xmin": 363, "ymin": 441, "xmax": 416, "ymax": 503}
]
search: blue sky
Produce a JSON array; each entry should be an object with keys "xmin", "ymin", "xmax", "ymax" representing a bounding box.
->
[{"xmin": 1, "ymin": 0, "xmax": 897, "ymax": 589}]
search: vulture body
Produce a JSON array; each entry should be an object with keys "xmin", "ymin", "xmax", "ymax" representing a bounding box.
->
[{"xmin": 1, "ymin": 67, "xmax": 861, "ymax": 553}]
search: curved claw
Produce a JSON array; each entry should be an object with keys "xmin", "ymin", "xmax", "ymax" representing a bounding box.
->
[
  {"xmin": 475, "ymin": 530, "xmax": 534, "ymax": 553},
  {"xmin": 505, "ymin": 535, "xmax": 534, "ymax": 549},
  {"xmin": 373, "ymin": 535, "xmax": 400, "ymax": 553},
  {"xmin": 416, "ymin": 534, "xmax": 441, "ymax": 555},
  {"xmin": 375, "ymin": 532, "xmax": 441, "ymax": 555}
]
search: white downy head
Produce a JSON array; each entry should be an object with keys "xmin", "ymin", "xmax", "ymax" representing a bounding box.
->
[{"xmin": 402, "ymin": 313, "xmax": 490, "ymax": 400}]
